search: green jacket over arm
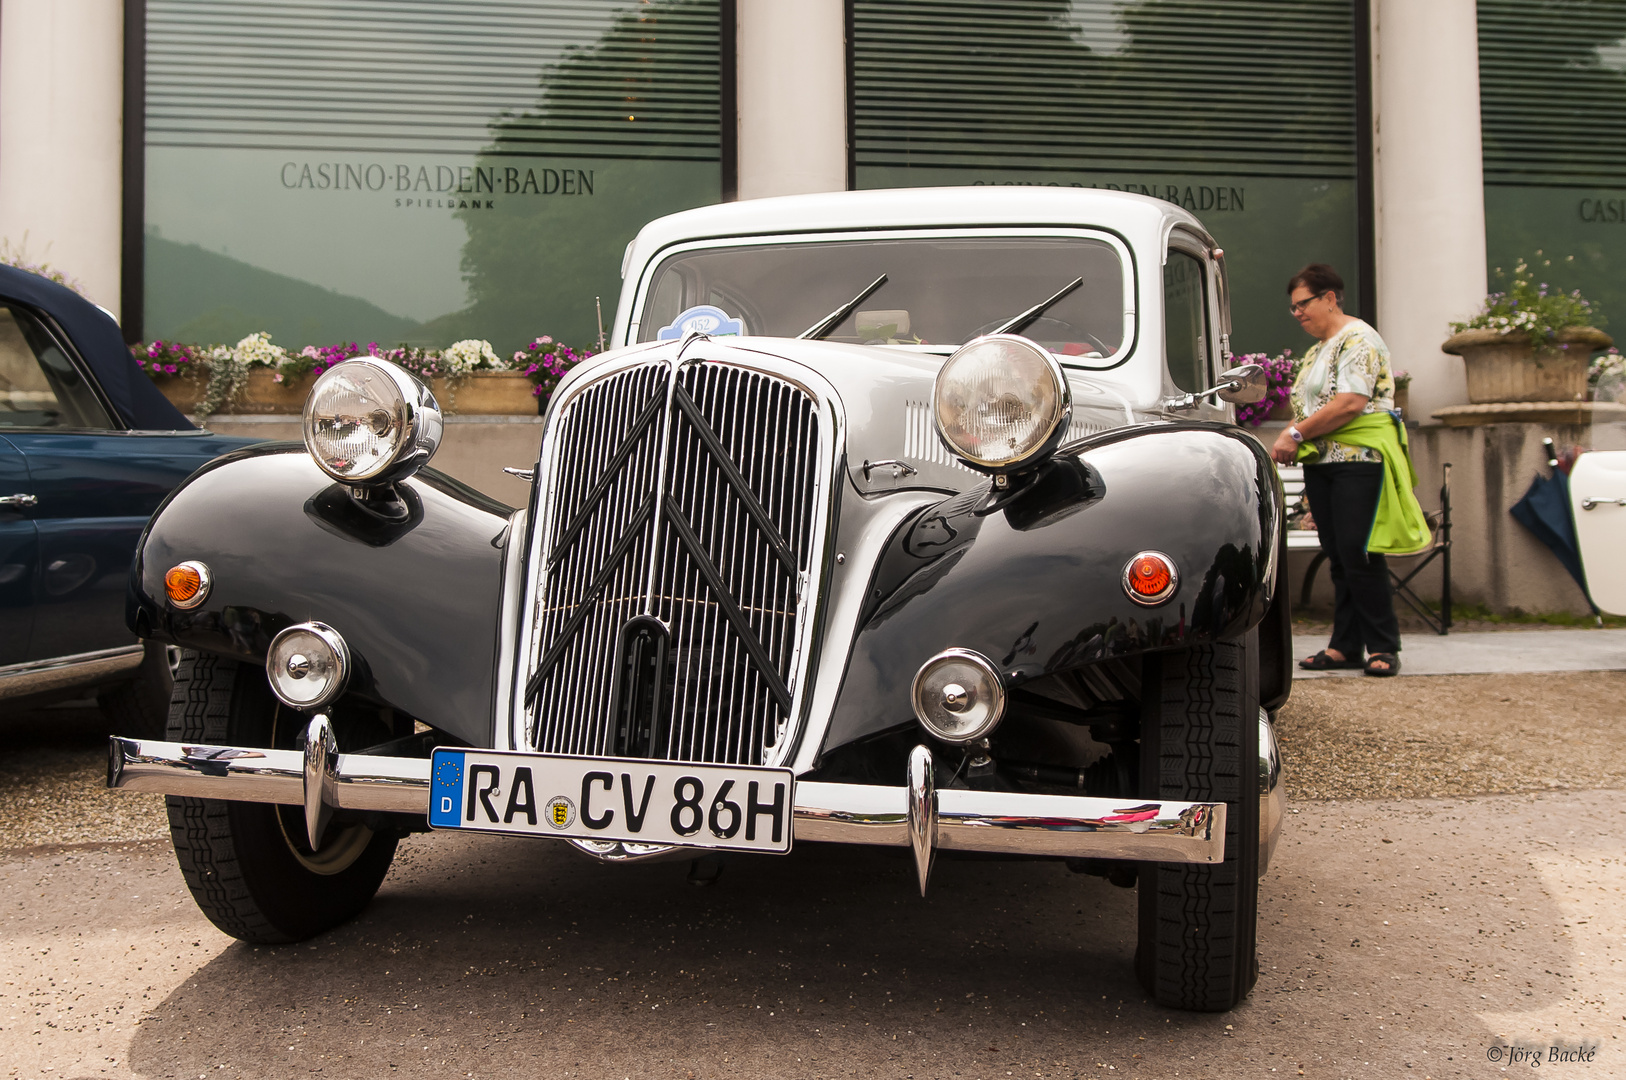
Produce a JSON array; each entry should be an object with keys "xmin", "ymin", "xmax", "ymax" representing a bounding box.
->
[{"xmin": 1296, "ymin": 412, "xmax": 1431, "ymax": 555}]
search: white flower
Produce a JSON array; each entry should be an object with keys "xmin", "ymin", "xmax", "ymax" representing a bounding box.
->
[
  {"xmin": 440, "ymin": 338, "xmax": 505, "ymax": 375},
  {"xmin": 232, "ymin": 331, "xmax": 287, "ymax": 368}
]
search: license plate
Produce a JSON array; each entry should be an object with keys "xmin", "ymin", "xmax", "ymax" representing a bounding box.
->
[{"xmin": 427, "ymin": 748, "xmax": 794, "ymax": 854}]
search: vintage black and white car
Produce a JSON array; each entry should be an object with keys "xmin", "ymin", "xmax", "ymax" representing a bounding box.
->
[{"xmin": 111, "ymin": 187, "xmax": 1292, "ymax": 1012}]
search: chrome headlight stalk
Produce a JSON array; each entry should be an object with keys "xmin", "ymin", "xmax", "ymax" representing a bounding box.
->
[
  {"xmin": 266, "ymin": 622, "xmax": 351, "ymax": 711},
  {"xmin": 932, "ymin": 334, "xmax": 1071, "ymax": 477},
  {"xmin": 911, "ymin": 647, "xmax": 1007, "ymax": 744},
  {"xmin": 302, "ymin": 359, "xmax": 442, "ymax": 489}
]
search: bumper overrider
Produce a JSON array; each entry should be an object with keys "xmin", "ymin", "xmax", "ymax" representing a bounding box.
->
[{"xmin": 108, "ymin": 738, "xmax": 1225, "ymax": 893}]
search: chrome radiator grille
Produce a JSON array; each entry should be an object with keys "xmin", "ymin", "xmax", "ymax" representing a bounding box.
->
[{"xmin": 524, "ymin": 359, "xmax": 823, "ymax": 766}]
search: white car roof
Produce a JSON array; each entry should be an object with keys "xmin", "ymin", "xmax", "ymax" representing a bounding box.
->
[{"xmin": 621, "ymin": 185, "xmax": 1209, "ymax": 276}]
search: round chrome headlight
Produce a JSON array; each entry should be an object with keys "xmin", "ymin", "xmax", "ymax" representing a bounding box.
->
[
  {"xmin": 911, "ymin": 647, "xmax": 1007, "ymax": 744},
  {"xmin": 302, "ymin": 359, "xmax": 442, "ymax": 485},
  {"xmin": 266, "ymin": 622, "xmax": 350, "ymax": 710},
  {"xmin": 933, "ymin": 334, "xmax": 1070, "ymax": 471}
]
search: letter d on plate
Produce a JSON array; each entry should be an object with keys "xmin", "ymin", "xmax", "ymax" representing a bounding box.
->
[{"xmin": 430, "ymin": 750, "xmax": 467, "ymax": 827}]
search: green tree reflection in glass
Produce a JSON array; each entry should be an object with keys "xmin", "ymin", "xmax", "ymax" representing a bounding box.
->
[{"xmin": 436, "ymin": 0, "xmax": 722, "ymax": 354}]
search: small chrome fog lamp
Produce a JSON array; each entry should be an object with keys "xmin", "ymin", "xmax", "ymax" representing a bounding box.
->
[
  {"xmin": 933, "ymin": 334, "xmax": 1070, "ymax": 473},
  {"xmin": 266, "ymin": 622, "xmax": 350, "ymax": 710},
  {"xmin": 911, "ymin": 647, "xmax": 1007, "ymax": 743},
  {"xmin": 303, "ymin": 359, "xmax": 442, "ymax": 486}
]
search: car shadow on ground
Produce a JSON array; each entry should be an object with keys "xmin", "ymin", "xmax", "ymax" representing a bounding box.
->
[
  {"xmin": 123, "ymin": 836, "xmax": 1196, "ymax": 1077},
  {"xmin": 121, "ymin": 802, "xmax": 1592, "ymax": 1078}
]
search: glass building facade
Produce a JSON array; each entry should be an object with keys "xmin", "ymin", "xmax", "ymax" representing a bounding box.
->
[
  {"xmin": 1477, "ymin": 0, "xmax": 1626, "ymax": 343},
  {"xmin": 131, "ymin": 1, "xmax": 1626, "ymax": 359},
  {"xmin": 142, "ymin": 0, "xmax": 722, "ymax": 353},
  {"xmin": 851, "ymin": 0, "xmax": 1362, "ymax": 360}
]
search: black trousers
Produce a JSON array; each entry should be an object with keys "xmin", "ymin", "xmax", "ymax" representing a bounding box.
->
[{"xmin": 1303, "ymin": 461, "xmax": 1401, "ymax": 657}]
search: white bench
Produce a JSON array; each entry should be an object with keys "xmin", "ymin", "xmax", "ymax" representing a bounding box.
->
[{"xmin": 1276, "ymin": 462, "xmax": 1454, "ymax": 634}]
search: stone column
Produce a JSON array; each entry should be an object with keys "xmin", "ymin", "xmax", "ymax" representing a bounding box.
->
[
  {"xmin": 0, "ymin": 0, "xmax": 126, "ymax": 312},
  {"xmin": 735, "ymin": 0, "xmax": 847, "ymax": 200},
  {"xmin": 1372, "ymin": 0, "xmax": 1486, "ymax": 422}
]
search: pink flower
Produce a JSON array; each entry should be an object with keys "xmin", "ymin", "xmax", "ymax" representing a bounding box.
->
[{"xmin": 273, "ymin": 372, "xmax": 284, "ymax": 383}]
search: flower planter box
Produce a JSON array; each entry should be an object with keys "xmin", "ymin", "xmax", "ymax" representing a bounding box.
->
[
  {"xmin": 1442, "ymin": 327, "xmax": 1611, "ymax": 404},
  {"xmin": 429, "ymin": 371, "xmax": 539, "ymax": 415},
  {"xmin": 1265, "ymin": 398, "xmax": 1294, "ymax": 423},
  {"xmin": 151, "ymin": 369, "xmax": 311, "ymax": 415},
  {"xmin": 234, "ymin": 369, "xmax": 315, "ymax": 414},
  {"xmin": 150, "ymin": 365, "xmax": 540, "ymax": 417},
  {"xmin": 1393, "ymin": 385, "xmax": 1409, "ymax": 418},
  {"xmin": 151, "ymin": 373, "xmax": 206, "ymax": 415}
]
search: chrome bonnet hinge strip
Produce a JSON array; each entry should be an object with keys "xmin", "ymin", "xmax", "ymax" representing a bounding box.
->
[{"xmin": 635, "ymin": 356, "xmax": 684, "ymax": 619}]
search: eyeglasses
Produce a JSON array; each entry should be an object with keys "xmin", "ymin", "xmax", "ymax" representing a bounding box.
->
[{"xmin": 1289, "ymin": 292, "xmax": 1329, "ymax": 315}]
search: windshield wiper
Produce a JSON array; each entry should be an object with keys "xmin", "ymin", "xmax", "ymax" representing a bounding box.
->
[
  {"xmin": 797, "ymin": 274, "xmax": 889, "ymax": 341},
  {"xmin": 990, "ymin": 277, "xmax": 1085, "ymax": 337}
]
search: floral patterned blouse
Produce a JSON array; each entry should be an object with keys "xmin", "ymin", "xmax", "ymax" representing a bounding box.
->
[{"xmin": 1290, "ymin": 319, "xmax": 1395, "ymax": 464}]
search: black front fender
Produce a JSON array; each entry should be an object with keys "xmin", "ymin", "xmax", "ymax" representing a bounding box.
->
[
  {"xmin": 128, "ymin": 444, "xmax": 513, "ymax": 747},
  {"xmin": 822, "ymin": 423, "xmax": 1280, "ymax": 756}
]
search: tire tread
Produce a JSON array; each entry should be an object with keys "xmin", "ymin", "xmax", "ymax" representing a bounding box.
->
[
  {"xmin": 164, "ymin": 653, "xmax": 291, "ymax": 943},
  {"xmin": 1136, "ymin": 637, "xmax": 1260, "ymax": 1012}
]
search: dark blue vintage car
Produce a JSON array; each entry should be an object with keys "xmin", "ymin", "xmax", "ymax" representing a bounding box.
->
[{"xmin": 0, "ymin": 265, "xmax": 251, "ymax": 731}]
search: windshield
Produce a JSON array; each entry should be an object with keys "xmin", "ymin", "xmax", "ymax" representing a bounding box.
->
[{"xmin": 635, "ymin": 235, "xmax": 1127, "ymax": 361}]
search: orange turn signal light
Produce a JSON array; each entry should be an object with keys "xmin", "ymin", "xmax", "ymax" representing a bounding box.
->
[
  {"xmin": 1123, "ymin": 551, "xmax": 1177, "ymax": 605},
  {"xmin": 164, "ymin": 561, "xmax": 211, "ymax": 609}
]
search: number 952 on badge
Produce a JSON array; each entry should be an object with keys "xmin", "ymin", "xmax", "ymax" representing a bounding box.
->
[{"xmin": 429, "ymin": 749, "xmax": 794, "ymax": 854}]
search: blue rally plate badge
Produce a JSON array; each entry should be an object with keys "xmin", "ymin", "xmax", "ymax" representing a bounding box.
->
[
  {"xmin": 428, "ymin": 748, "xmax": 793, "ymax": 854},
  {"xmin": 656, "ymin": 304, "xmax": 744, "ymax": 340}
]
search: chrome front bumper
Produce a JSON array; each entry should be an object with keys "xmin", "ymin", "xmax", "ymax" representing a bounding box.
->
[{"xmin": 108, "ymin": 737, "xmax": 1225, "ymax": 893}]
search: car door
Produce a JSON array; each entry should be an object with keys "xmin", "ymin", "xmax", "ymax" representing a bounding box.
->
[
  {"xmin": 0, "ymin": 299, "xmax": 247, "ymax": 661},
  {"xmin": 1161, "ymin": 243, "xmax": 1228, "ymax": 423},
  {"xmin": 1571, "ymin": 449, "xmax": 1626, "ymax": 616},
  {"xmin": 0, "ymin": 434, "xmax": 36, "ymax": 666}
]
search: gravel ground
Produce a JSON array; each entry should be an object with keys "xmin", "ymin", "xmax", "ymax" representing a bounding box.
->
[
  {"xmin": 1276, "ymin": 671, "xmax": 1626, "ymax": 800},
  {"xmin": 5, "ymin": 671, "xmax": 1623, "ymax": 852},
  {"xmin": 0, "ymin": 703, "xmax": 169, "ymax": 851}
]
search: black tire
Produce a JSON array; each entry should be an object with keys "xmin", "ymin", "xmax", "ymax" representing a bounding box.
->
[
  {"xmin": 164, "ymin": 650, "xmax": 398, "ymax": 944},
  {"xmin": 1135, "ymin": 632, "xmax": 1261, "ymax": 1012},
  {"xmin": 97, "ymin": 641, "xmax": 178, "ymax": 739}
]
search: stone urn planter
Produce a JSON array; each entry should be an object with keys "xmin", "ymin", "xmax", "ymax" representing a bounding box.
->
[
  {"xmin": 1265, "ymin": 397, "xmax": 1295, "ymax": 423},
  {"xmin": 429, "ymin": 370, "xmax": 539, "ymax": 415},
  {"xmin": 1393, "ymin": 384, "xmax": 1409, "ymax": 418},
  {"xmin": 1442, "ymin": 327, "xmax": 1612, "ymax": 404}
]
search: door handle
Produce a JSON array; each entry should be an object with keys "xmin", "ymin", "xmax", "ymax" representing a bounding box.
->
[
  {"xmin": 1580, "ymin": 496, "xmax": 1626, "ymax": 510},
  {"xmin": 0, "ymin": 493, "xmax": 38, "ymax": 508}
]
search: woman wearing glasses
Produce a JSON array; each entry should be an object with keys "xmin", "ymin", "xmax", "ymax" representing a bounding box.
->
[{"xmin": 1271, "ymin": 263, "xmax": 1414, "ymax": 677}]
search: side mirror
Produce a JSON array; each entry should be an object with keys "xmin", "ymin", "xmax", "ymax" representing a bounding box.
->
[{"xmin": 1215, "ymin": 363, "xmax": 1268, "ymax": 404}]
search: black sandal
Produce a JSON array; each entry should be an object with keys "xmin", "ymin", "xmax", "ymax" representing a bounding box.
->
[
  {"xmin": 1364, "ymin": 653, "xmax": 1400, "ymax": 677},
  {"xmin": 1298, "ymin": 650, "xmax": 1365, "ymax": 671}
]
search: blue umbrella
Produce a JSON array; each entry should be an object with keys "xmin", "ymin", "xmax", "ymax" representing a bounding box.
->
[{"xmin": 1509, "ymin": 442, "xmax": 1597, "ymax": 612}]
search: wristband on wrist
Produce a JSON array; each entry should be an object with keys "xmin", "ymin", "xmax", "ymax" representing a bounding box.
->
[{"xmin": 1288, "ymin": 426, "xmax": 1304, "ymax": 443}]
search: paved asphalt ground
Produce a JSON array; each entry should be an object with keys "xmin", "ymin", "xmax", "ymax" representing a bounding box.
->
[{"xmin": 4, "ymin": 656, "xmax": 1624, "ymax": 1078}]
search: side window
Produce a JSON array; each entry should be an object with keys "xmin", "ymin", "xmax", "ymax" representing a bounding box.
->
[
  {"xmin": 1163, "ymin": 251, "xmax": 1210, "ymax": 394},
  {"xmin": 0, "ymin": 305, "xmax": 113, "ymax": 429}
]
